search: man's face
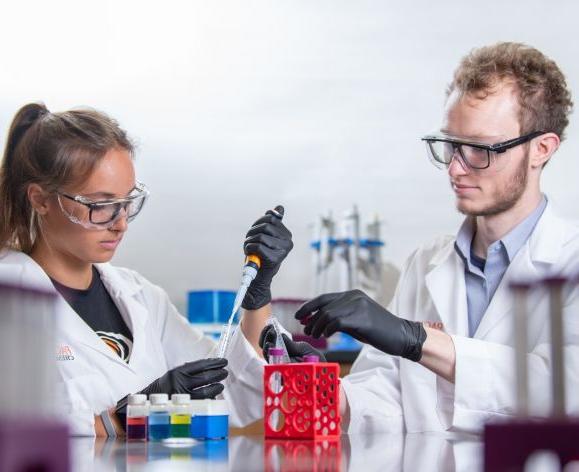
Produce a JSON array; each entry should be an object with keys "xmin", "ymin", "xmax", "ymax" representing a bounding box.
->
[{"xmin": 442, "ymin": 83, "xmax": 530, "ymax": 217}]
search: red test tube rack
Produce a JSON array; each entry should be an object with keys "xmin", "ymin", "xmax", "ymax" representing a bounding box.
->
[{"xmin": 264, "ymin": 361, "xmax": 341, "ymax": 439}]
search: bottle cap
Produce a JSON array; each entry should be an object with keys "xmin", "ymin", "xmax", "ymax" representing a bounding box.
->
[
  {"xmin": 128, "ymin": 394, "xmax": 147, "ymax": 405},
  {"xmin": 268, "ymin": 347, "xmax": 284, "ymax": 357},
  {"xmin": 171, "ymin": 393, "xmax": 191, "ymax": 404},
  {"xmin": 149, "ymin": 393, "xmax": 169, "ymax": 405},
  {"xmin": 303, "ymin": 355, "xmax": 320, "ymax": 363}
]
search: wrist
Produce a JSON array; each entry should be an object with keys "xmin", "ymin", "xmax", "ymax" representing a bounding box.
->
[
  {"xmin": 401, "ymin": 320, "xmax": 427, "ymax": 362},
  {"xmin": 242, "ymin": 282, "xmax": 272, "ymax": 310}
]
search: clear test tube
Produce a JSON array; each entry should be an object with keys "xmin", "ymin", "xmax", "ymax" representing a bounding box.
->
[
  {"xmin": 543, "ymin": 276, "xmax": 567, "ymax": 417},
  {"xmin": 510, "ymin": 281, "xmax": 531, "ymax": 417},
  {"xmin": 268, "ymin": 347, "xmax": 285, "ymax": 431},
  {"xmin": 216, "ymin": 323, "xmax": 232, "ymax": 358},
  {"xmin": 267, "ymin": 316, "xmax": 291, "ymax": 363}
]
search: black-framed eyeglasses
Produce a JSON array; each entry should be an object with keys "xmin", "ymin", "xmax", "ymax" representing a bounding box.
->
[
  {"xmin": 421, "ymin": 130, "xmax": 546, "ymax": 170},
  {"xmin": 56, "ymin": 181, "xmax": 149, "ymax": 229}
]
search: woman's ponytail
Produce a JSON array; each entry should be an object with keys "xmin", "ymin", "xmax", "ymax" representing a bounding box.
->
[{"xmin": 3, "ymin": 103, "xmax": 49, "ymax": 168}]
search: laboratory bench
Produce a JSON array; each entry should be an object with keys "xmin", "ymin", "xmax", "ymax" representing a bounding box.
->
[{"xmin": 72, "ymin": 432, "xmax": 483, "ymax": 471}]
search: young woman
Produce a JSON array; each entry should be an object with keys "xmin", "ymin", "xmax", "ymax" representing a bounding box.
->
[{"xmin": 0, "ymin": 103, "xmax": 293, "ymax": 436}]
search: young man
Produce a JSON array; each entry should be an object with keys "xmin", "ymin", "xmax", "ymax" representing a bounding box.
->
[{"xmin": 294, "ymin": 42, "xmax": 579, "ymax": 433}]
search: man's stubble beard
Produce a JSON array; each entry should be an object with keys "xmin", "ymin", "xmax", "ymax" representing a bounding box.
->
[{"xmin": 457, "ymin": 152, "xmax": 530, "ymax": 217}]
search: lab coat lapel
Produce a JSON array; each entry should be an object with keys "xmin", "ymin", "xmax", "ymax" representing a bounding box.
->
[
  {"xmin": 474, "ymin": 206, "xmax": 564, "ymax": 340},
  {"xmin": 96, "ymin": 264, "xmax": 150, "ymax": 372},
  {"xmin": 15, "ymin": 252, "xmax": 133, "ymax": 370},
  {"xmin": 472, "ymin": 249, "xmax": 538, "ymax": 339},
  {"xmin": 425, "ymin": 241, "xmax": 469, "ymax": 337}
]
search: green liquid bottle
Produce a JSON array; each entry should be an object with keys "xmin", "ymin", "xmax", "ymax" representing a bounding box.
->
[{"xmin": 170, "ymin": 394, "xmax": 191, "ymax": 438}]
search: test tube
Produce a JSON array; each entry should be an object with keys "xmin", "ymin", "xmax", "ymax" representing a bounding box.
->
[
  {"xmin": 510, "ymin": 281, "xmax": 531, "ymax": 417},
  {"xmin": 267, "ymin": 316, "xmax": 291, "ymax": 363},
  {"xmin": 543, "ymin": 276, "xmax": 567, "ymax": 417},
  {"xmin": 268, "ymin": 347, "xmax": 284, "ymax": 431},
  {"xmin": 216, "ymin": 323, "xmax": 232, "ymax": 358},
  {"xmin": 303, "ymin": 354, "xmax": 320, "ymax": 363},
  {"xmin": 269, "ymin": 347, "xmax": 285, "ymax": 366}
]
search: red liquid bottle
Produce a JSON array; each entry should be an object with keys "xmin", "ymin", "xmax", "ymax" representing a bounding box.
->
[{"xmin": 126, "ymin": 394, "xmax": 148, "ymax": 441}]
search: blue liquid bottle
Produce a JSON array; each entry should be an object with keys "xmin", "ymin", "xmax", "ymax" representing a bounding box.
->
[
  {"xmin": 148, "ymin": 393, "xmax": 170, "ymax": 441},
  {"xmin": 190, "ymin": 399, "xmax": 229, "ymax": 440}
]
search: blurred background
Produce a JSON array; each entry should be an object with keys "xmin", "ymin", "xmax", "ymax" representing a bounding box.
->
[{"xmin": 1, "ymin": 0, "xmax": 578, "ymax": 314}]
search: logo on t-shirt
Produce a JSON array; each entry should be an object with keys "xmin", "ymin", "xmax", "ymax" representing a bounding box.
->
[{"xmin": 96, "ymin": 331, "xmax": 133, "ymax": 362}]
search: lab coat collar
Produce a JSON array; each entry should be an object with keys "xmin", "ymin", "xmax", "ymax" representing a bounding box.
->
[
  {"xmin": 425, "ymin": 203, "xmax": 566, "ymax": 339},
  {"xmin": 2, "ymin": 251, "xmax": 145, "ymax": 372}
]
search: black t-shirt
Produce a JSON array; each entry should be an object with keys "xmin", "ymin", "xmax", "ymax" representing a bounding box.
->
[{"xmin": 51, "ymin": 266, "xmax": 133, "ymax": 363}]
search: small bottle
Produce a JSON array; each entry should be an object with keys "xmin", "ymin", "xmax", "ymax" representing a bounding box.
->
[
  {"xmin": 190, "ymin": 399, "xmax": 229, "ymax": 440},
  {"xmin": 148, "ymin": 393, "xmax": 170, "ymax": 441},
  {"xmin": 170, "ymin": 394, "xmax": 191, "ymax": 438},
  {"xmin": 126, "ymin": 394, "xmax": 148, "ymax": 441}
]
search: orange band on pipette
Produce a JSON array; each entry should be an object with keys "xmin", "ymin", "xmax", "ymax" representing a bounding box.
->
[{"xmin": 245, "ymin": 254, "xmax": 261, "ymax": 268}]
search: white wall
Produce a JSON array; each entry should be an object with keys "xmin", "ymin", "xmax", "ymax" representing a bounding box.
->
[{"xmin": 1, "ymin": 0, "xmax": 579, "ymax": 312}]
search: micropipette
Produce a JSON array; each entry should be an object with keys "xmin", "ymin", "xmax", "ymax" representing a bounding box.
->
[{"xmin": 216, "ymin": 205, "xmax": 285, "ymax": 358}]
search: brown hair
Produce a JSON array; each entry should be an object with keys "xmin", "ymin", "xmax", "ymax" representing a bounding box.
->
[
  {"xmin": 0, "ymin": 103, "xmax": 134, "ymax": 253},
  {"xmin": 447, "ymin": 42, "xmax": 573, "ymax": 140}
]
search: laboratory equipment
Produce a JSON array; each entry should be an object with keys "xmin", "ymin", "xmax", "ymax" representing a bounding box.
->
[
  {"xmin": 303, "ymin": 355, "xmax": 320, "ymax": 363},
  {"xmin": 126, "ymin": 394, "xmax": 148, "ymax": 441},
  {"xmin": 190, "ymin": 399, "xmax": 229, "ymax": 440},
  {"xmin": 148, "ymin": 393, "xmax": 170, "ymax": 441},
  {"xmin": 267, "ymin": 316, "xmax": 291, "ymax": 363},
  {"xmin": 217, "ymin": 206, "xmax": 285, "ymax": 358},
  {"xmin": 0, "ymin": 281, "xmax": 69, "ymax": 472},
  {"xmin": 268, "ymin": 347, "xmax": 285, "ymax": 430},
  {"xmin": 484, "ymin": 275, "xmax": 579, "ymax": 471},
  {"xmin": 264, "ymin": 358, "xmax": 341, "ymax": 439},
  {"xmin": 170, "ymin": 394, "xmax": 192, "ymax": 439},
  {"xmin": 187, "ymin": 290, "xmax": 237, "ymax": 324}
]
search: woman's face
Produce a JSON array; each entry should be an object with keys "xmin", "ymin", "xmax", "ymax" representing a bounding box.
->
[{"xmin": 38, "ymin": 148, "xmax": 136, "ymax": 264}]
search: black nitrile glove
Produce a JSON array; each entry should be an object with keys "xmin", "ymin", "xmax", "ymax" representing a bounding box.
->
[
  {"xmin": 295, "ymin": 290, "xmax": 427, "ymax": 362},
  {"xmin": 259, "ymin": 324, "xmax": 326, "ymax": 363},
  {"xmin": 242, "ymin": 206, "xmax": 293, "ymax": 310},
  {"xmin": 115, "ymin": 358, "xmax": 228, "ymax": 421}
]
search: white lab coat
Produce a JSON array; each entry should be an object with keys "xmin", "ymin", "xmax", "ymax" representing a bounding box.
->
[
  {"xmin": 0, "ymin": 250, "xmax": 266, "ymax": 436},
  {"xmin": 342, "ymin": 204, "xmax": 579, "ymax": 434}
]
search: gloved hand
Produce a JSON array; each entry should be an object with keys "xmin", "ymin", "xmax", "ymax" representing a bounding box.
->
[
  {"xmin": 295, "ymin": 290, "xmax": 427, "ymax": 362},
  {"xmin": 115, "ymin": 358, "xmax": 228, "ymax": 420},
  {"xmin": 242, "ymin": 206, "xmax": 293, "ymax": 310},
  {"xmin": 259, "ymin": 324, "xmax": 326, "ymax": 362}
]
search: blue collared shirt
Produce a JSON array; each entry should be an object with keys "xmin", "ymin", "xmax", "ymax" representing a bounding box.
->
[{"xmin": 454, "ymin": 196, "xmax": 548, "ymax": 337}]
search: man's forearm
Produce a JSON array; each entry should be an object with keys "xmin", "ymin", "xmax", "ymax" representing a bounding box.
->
[{"xmin": 419, "ymin": 326, "xmax": 456, "ymax": 383}]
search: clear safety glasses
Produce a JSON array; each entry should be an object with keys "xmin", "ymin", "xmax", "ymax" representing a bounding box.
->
[
  {"xmin": 56, "ymin": 181, "xmax": 149, "ymax": 230},
  {"xmin": 421, "ymin": 130, "xmax": 546, "ymax": 172}
]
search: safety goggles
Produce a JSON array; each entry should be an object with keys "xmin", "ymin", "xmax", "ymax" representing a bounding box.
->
[
  {"xmin": 56, "ymin": 181, "xmax": 149, "ymax": 230},
  {"xmin": 421, "ymin": 130, "xmax": 546, "ymax": 172}
]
